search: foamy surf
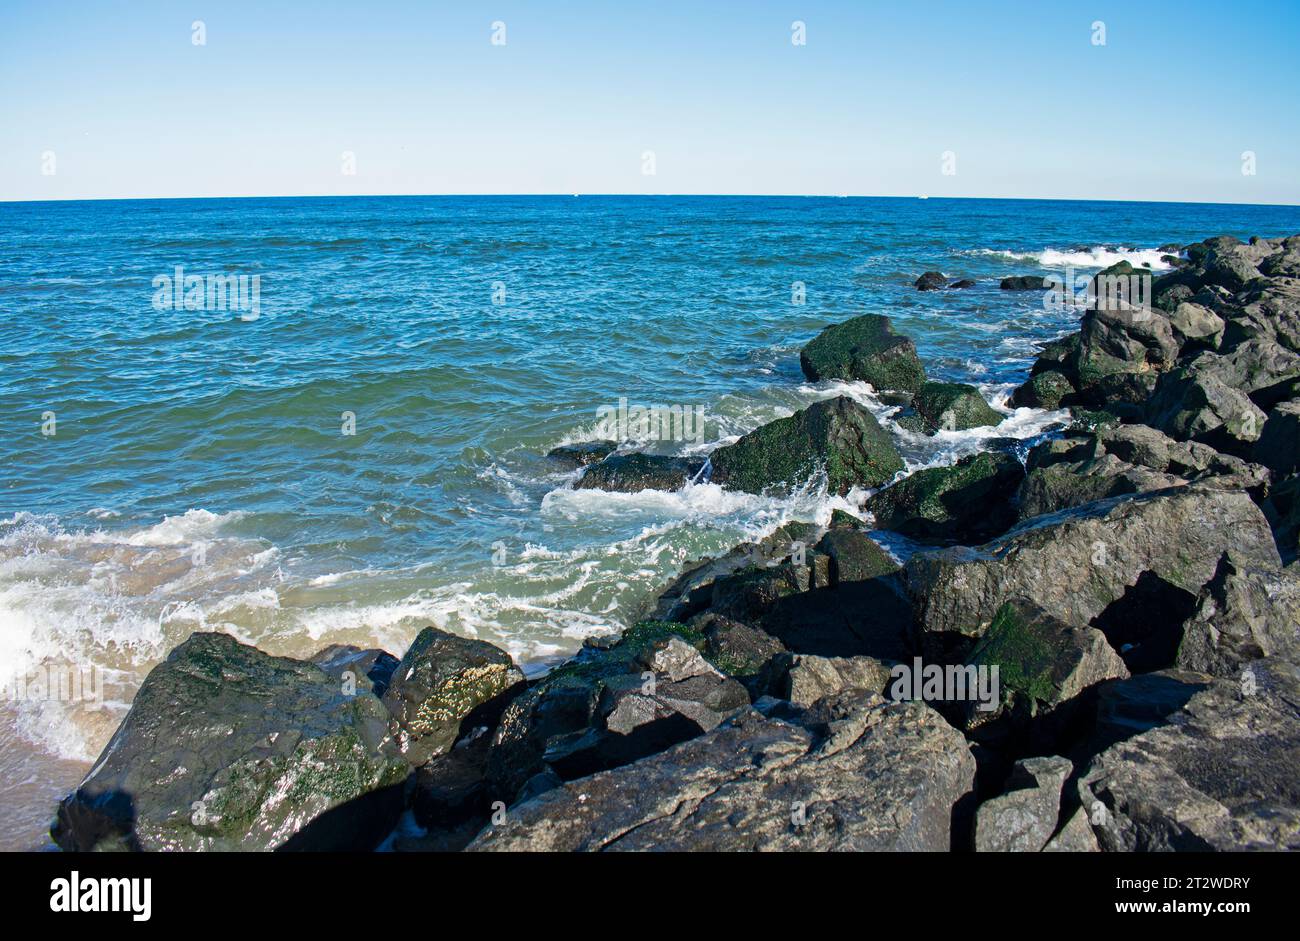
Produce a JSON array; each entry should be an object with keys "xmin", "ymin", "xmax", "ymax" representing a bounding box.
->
[{"xmin": 970, "ymin": 245, "xmax": 1178, "ymax": 270}]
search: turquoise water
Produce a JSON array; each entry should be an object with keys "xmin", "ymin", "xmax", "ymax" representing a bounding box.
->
[{"xmin": 3, "ymin": 195, "xmax": 1299, "ymax": 847}]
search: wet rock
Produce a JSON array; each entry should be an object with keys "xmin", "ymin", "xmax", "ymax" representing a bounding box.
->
[
  {"xmin": 914, "ymin": 271, "xmax": 947, "ymax": 291},
  {"xmin": 903, "ymin": 381, "xmax": 1003, "ymax": 433},
  {"xmin": 811, "ymin": 527, "xmax": 900, "ymax": 583},
  {"xmin": 709, "ymin": 396, "xmax": 904, "ymax": 495},
  {"xmin": 1001, "ymin": 275, "xmax": 1048, "ymax": 290},
  {"xmin": 697, "ymin": 614, "xmax": 788, "ymax": 692},
  {"xmin": 382, "ymin": 627, "xmax": 525, "ymax": 766},
  {"xmin": 309, "ymin": 644, "xmax": 400, "ymax": 699},
  {"xmin": 1079, "ymin": 659, "xmax": 1300, "ymax": 851},
  {"xmin": 799, "ymin": 314, "xmax": 927, "ymax": 392},
  {"xmin": 469, "ymin": 691, "xmax": 975, "ymax": 851},
  {"xmin": 547, "ymin": 440, "xmax": 617, "ymax": 469},
  {"xmin": 1009, "ymin": 370, "xmax": 1074, "ymax": 410},
  {"xmin": 574, "ymin": 452, "xmax": 706, "ymax": 492},
  {"xmin": 649, "ymin": 522, "xmax": 822, "ymax": 622},
  {"xmin": 867, "ymin": 451, "xmax": 1024, "ymax": 543},
  {"xmin": 950, "ymin": 279, "xmax": 977, "ymax": 289},
  {"xmin": 52, "ymin": 633, "xmax": 411, "ymax": 852},
  {"xmin": 974, "ymin": 755, "xmax": 1073, "ymax": 852},
  {"xmin": 906, "ymin": 486, "xmax": 1281, "ymax": 656},
  {"xmin": 1177, "ymin": 551, "xmax": 1300, "ymax": 676}
]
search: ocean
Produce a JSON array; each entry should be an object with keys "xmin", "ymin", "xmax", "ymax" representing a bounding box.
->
[{"xmin": 3, "ymin": 195, "xmax": 1299, "ymax": 850}]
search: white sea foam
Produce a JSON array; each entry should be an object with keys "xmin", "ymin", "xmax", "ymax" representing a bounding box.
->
[{"xmin": 971, "ymin": 245, "xmax": 1176, "ymax": 270}]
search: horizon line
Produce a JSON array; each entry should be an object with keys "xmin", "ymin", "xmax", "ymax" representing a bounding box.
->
[{"xmin": 4, "ymin": 193, "xmax": 1299, "ymax": 210}]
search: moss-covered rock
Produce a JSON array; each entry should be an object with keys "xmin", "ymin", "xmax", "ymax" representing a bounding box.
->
[
  {"xmin": 906, "ymin": 381, "xmax": 1003, "ymax": 433},
  {"xmin": 866, "ymin": 451, "xmax": 1024, "ymax": 543},
  {"xmin": 812, "ymin": 528, "xmax": 900, "ymax": 583},
  {"xmin": 1008, "ymin": 370, "xmax": 1074, "ymax": 410},
  {"xmin": 709, "ymin": 395, "xmax": 904, "ymax": 495},
  {"xmin": 799, "ymin": 314, "xmax": 926, "ymax": 392},
  {"xmin": 52, "ymin": 632, "xmax": 412, "ymax": 852},
  {"xmin": 963, "ymin": 599, "xmax": 1128, "ymax": 732}
]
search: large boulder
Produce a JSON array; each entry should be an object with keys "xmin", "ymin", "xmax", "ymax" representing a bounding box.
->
[
  {"xmin": 767, "ymin": 652, "xmax": 895, "ymax": 706},
  {"xmin": 1176, "ymin": 551, "xmax": 1300, "ymax": 676},
  {"xmin": 914, "ymin": 271, "xmax": 947, "ymax": 291},
  {"xmin": 1145, "ymin": 355, "xmax": 1270, "ymax": 456},
  {"xmin": 574, "ymin": 452, "xmax": 706, "ymax": 492},
  {"xmin": 901, "ymin": 382, "xmax": 1003, "ymax": 434},
  {"xmin": 906, "ymin": 486, "xmax": 1282, "ymax": 657},
  {"xmin": 382, "ymin": 627, "xmax": 525, "ymax": 766},
  {"xmin": 468, "ymin": 691, "xmax": 975, "ymax": 851},
  {"xmin": 1015, "ymin": 452, "xmax": 1186, "ymax": 522},
  {"xmin": 1079, "ymin": 659, "xmax": 1300, "ymax": 851},
  {"xmin": 962, "ymin": 599, "xmax": 1128, "ymax": 734},
  {"xmin": 799, "ymin": 314, "xmax": 926, "ymax": 392},
  {"xmin": 51, "ymin": 633, "xmax": 412, "ymax": 852},
  {"xmin": 709, "ymin": 396, "xmax": 904, "ymax": 495},
  {"xmin": 867, "ymin": 451, "xmax": 1024, "ymax": 543}
]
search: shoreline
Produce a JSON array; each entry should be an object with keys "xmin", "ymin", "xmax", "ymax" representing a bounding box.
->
[{"xmin": 42, "ymin": 231, "xmax": 1300, "ymax": 852}]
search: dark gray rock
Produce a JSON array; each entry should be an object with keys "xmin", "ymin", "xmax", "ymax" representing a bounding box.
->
[
  {"xmin": 1079, "ymin": 659, "xmax": 1300, "ymax": 851},
  {"xmin": 867, "ymin": 451, "xmax": 1024, "ymax": 543},
  {"xmin": 469, "ymin": 691, "xmax": 975, "ymax": 851},
  {"xmin": 914, "ymin": 271, "xmax": 947, "ymax": 291},
  {"xmin": 1254, "ymin": 399, "xmax": 1300, "ymax": 474},
  {"xmin": 382, "ymin": 626, "xmax": 525, "ymax": 766},
  {"xmin": 52, "ymin": 632, "xmax": 411, "ymax": 852},
  {"xmin": 547, "ymin": 440, "xmax": 617, "ymax": 469},
  {"xmin": 1177, "ymin": 551, "xmax": 1300, "ymax": 676},
  {"xmin": 1001, "ymin": 275, "xmax": 1048, "ymax": 290},
  {"xmin": 574, "ymin": 452, "xmax": 706, "ymax": 492},
  {"xmin": 906, "ymin": 486, "xmax": 1281, "ymax": 653}
]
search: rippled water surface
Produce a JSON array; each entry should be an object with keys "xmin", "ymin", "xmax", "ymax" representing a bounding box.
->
[{"xmin": 3, "ymin": 195, "xmax": 1299, "ymax": 849}]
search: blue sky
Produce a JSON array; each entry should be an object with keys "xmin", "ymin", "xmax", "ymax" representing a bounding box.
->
[{"xmin": 1, "ymin": 0, "xmax": 1297, "ymax": 203}]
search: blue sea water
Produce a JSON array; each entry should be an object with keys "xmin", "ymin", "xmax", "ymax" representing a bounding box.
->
[{"xmin": 2, "ymin": 194, "xmax": 1299, "ymax": 847}]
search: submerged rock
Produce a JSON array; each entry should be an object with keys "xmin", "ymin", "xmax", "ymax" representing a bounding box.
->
[
  {"xmin": 469, "ymin": 691, "xmax": 975, "ymax": 851},
  {"xmin": 574, "ymin": 452, "xmax": 706, "ymax": 492},
  {"xmin": 382, "ymin": 626, "xmax": 525, "ymax": 766},
  {"xmin": 1000, "ymin": 275, "xmax": 1048, "ymax": 290},
  {"xmin": 52, "ymin": 633, "xmax": 412, "ymax": 852},
  {"xmin": 799, "ymin": 314, "xmax": 927, "ymax": 392},
  {"xmin": 709, "ymin": 395, "xmax": 903, "ymax": 495},
  {"xmin": 867, "ymin": 451, "xmax": 1023, "ymax": 543}
]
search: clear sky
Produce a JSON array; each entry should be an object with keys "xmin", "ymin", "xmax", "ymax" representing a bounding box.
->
[{"xmin": 1, "ymin": 0, "xmax": 1297, "ymax": 203}]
